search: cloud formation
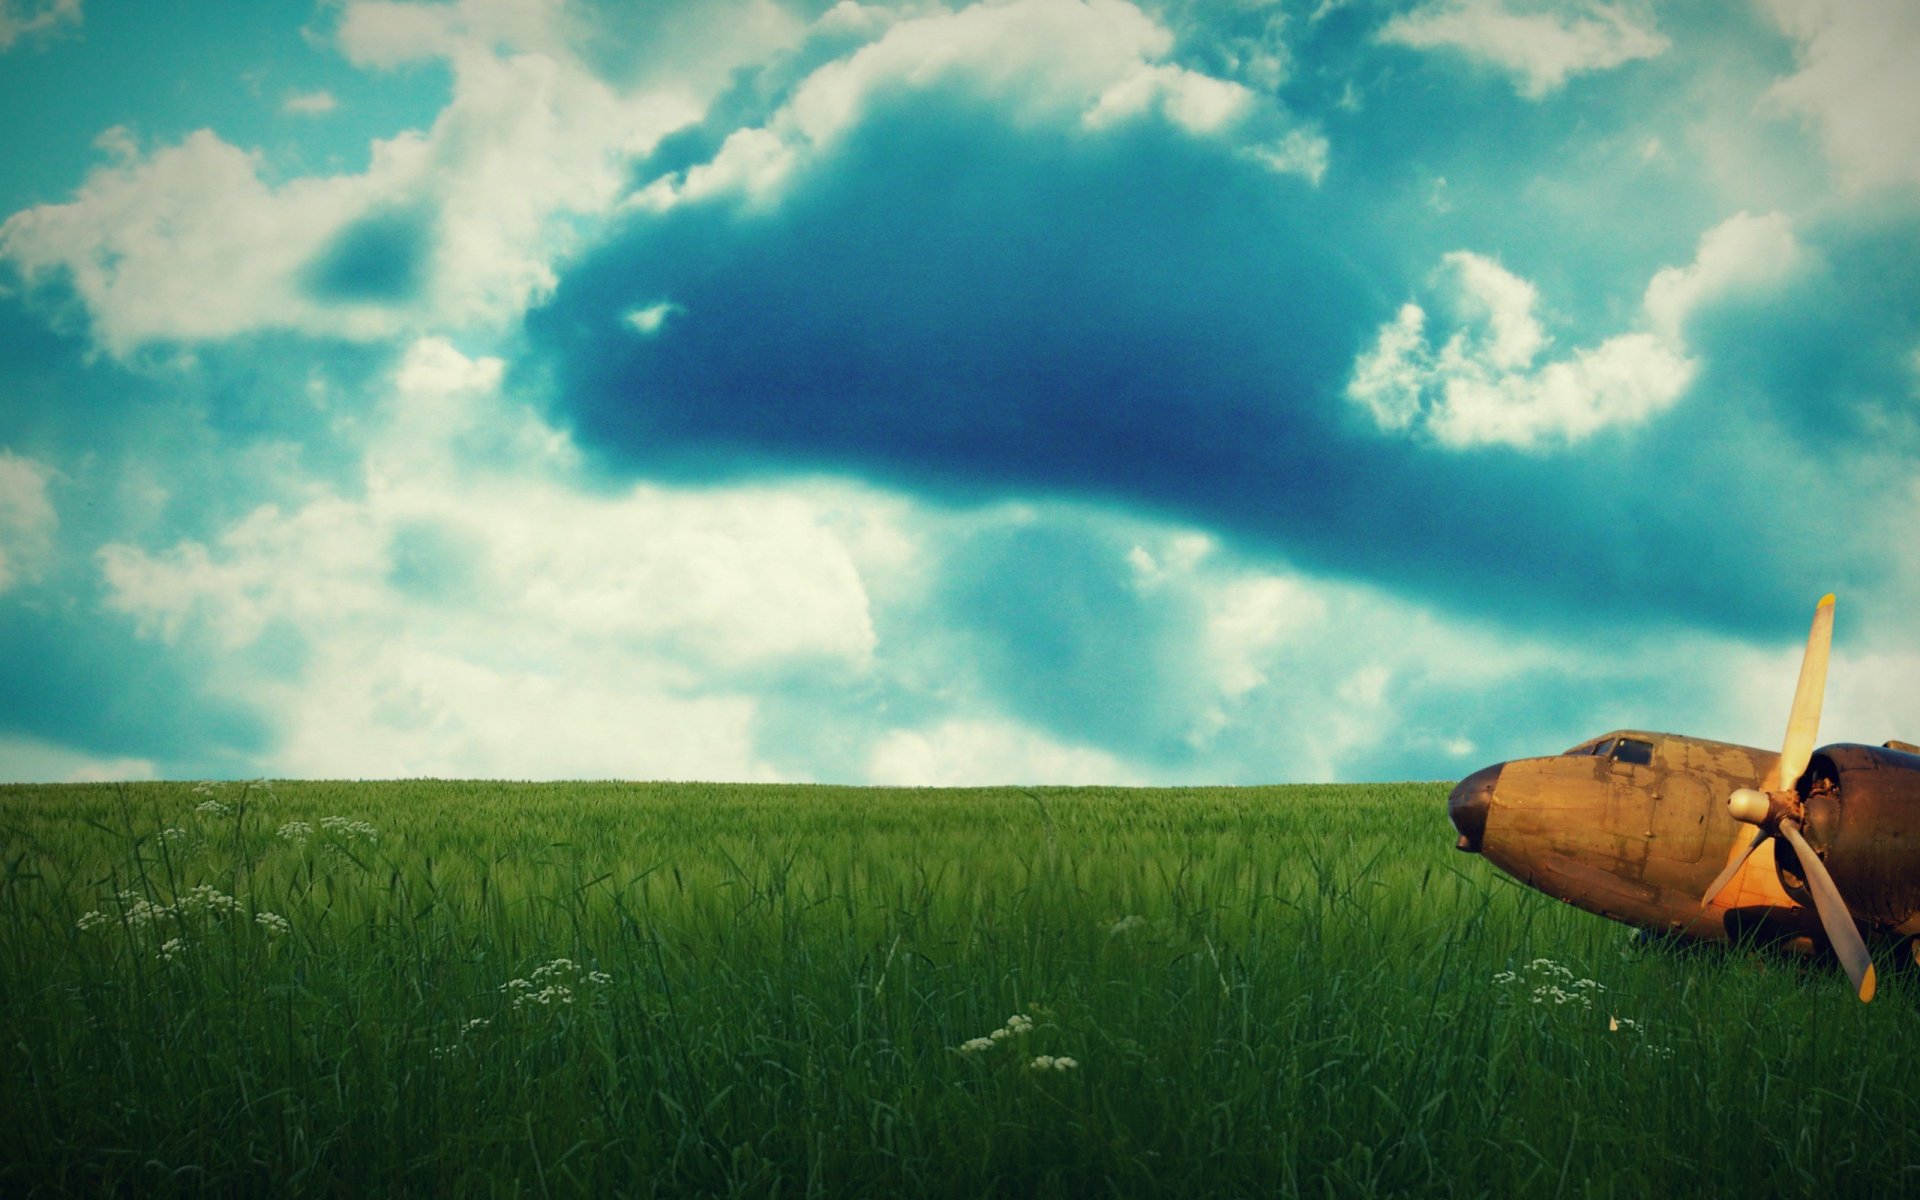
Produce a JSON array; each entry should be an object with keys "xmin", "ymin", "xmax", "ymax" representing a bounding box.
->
[
  {"xmin": 635, "ymin": 0, "xmax": 1325, "ymax": 213},
  {"xmin": 1378, "ymin": 0, "xmax": 1668, "ymax": 97},
  {"xmin": 0, "ymin": 9, "xmax": 703, "ymax": 352},
  {"xmin": 4, "ymin": 0, "xmax": 1920, "ymax": 784},
  {"xmin": 0, "ymin": 0, "xmax": 79, "ymax": 51},
  {"xmin": 1762, "ymin": 0, "xmax": 1920, "ymax": 190},
  {"xmin": 0, "ymin": 450, "xmax": 56, "ymax": 593},
  {"xmin": 1345, "ymin": 212, "xmax": 1802, "ymax": 449}
]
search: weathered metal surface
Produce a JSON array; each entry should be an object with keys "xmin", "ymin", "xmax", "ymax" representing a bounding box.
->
[{"xmin": 1449, "ymin": 730, "xmax": 1920, "ymax": 948}]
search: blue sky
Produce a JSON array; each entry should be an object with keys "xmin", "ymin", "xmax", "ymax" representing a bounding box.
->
[{"xmin": 3, "ymin": 0, "xmax": 1919, "ymax": 785}]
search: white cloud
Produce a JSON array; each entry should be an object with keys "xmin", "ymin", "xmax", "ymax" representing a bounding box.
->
[
  {"xmin": 0, "ymin": 449, "xmax": 57, "ymax": 593},
  {"xmin": 283, "ymin": 90, "xmax": 339, "ymax": 116},
  {"xmin": 1761, "ymin": 0, "xmax": 1920, "ymax": 191},
  {"xmin": 623, "ymin": 300, "xmax": 684, "ymax": 335},
  {"xmin": 1345, "ymin": 212, "xmax": 1801, "ymax": 450},
  {"xmin": 637, "ymin": 0, "xmax": 1324, "ymax": 212},
  {"xmin": 0, "ymin": 735, "xmax": 155, "ymax": 784},
  {"xmin": 867, "ymin": 718, "xmax": 1145, "ymax": 785},
  {"xmin": 1378, "ymin": 0, "xmax": 1667, "ymax": 98},
  {"xmin": 0, "ymin": 4, "xmax": 705, "ymax": 354},
  {"xmin": 1641, "ymin": 210, "xmax": 1801, "ymax": 340},
  {"xmin": 97, "ymin": 339, "xmax": 891, "ymax": 779},
  {"xmin": 0, "ymin": 0, "xmax": 79, "ymax": 51}
]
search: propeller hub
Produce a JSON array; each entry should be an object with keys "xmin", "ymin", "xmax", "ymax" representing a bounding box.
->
[{"xmin": 1728, "ymin": 788, "xmax": 1771, "ymax": 825}]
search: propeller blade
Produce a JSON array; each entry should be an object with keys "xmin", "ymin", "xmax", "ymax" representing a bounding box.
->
[
  {"xmin": 1700, "ymin": 827, "xmax": 1769, "ymax": 908},
  {"xmin": 1778, "ymin": 818, "xmax": 1875, "ymax": 1002},
  {"xmin": 1777, "ymin": 593, "xmax": 1835, "ymax": 794}
]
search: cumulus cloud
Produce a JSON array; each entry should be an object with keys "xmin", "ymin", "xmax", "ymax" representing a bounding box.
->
[
  {"xmin": 77, "ymin": 334, "xmax": 1637, "ymax": 784},
  {"xmin": 0, "ymin": 449, "xmax": 56, "ymax": 593},
  {"xmin": 96, "ymin": 339, "xmax": 890, "ymax": 779},
  {"xmin": 1761, "ymin": 0, "xmax": 1920, "ymax": 191},
  {"xmin": 0, "ymin": 3, "xmax": 704, "ymax": 354},
  {"xmin": 636, "ymin": 0, "xmax": 1325, "ymax": 211},
  {"xmin": 0, "ymin": 0, "xmax": 79, "ymax": 50},
  {"xmin": 0, "ymin": 735, "xmax": 155, "ymax": 784},
  {"xmin": 1345, "ymin": 212, "xmax": 1802, "ymax": 450},
  {"xmin": 1378, "ymin": 0, "xmax": 1668, "ymax": 98},
  {"xmin": 866, "ymin": 718, "xmax": 1144, "ymax": 786}
]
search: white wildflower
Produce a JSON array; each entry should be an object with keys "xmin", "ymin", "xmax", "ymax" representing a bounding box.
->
[
  {"xmin": 195, "ymin": 799, "xmax": 232, "ymax": 817},
  {"xmin": 159, "ymin": 827, "xmax": 189, "ymax": 843},
  {"xmin": 511, "ymin": 984, "xmax": 574, "ymax": 1009},
  {"xmin": 277, "ymin": 821, "xmax": 313, "ymax": 843},
  {"xmin": 77, "ymin": 910, "xmax": 110, "ymax": 931},
  {"xmin": 179, "ymin": 884, "xmax": 241, "ymax": 916},
  {"xmin": 958, "ymin": 1013, "xmax": 1037, "ymax": 1053},
  {"xmin": 1029, "ymin": 1055, "xmax": 1078, "ymax": 1072},
  {"xmin": 319, "ymin": 815, "xmax": 379, "ymax": 842},
  {"xmin": 157, "ymin": 937, "xmax": 187, "ymax": 962},
  {"xmin": 464, "ymin": 1018, "xmax": 492, "ymax": 1034},
  {"xmin": 586, "ymin": 970, "xmax": 612, "ymax": 985},
  {"xmin": 254, "ymin": 911, "xmax": 291, "ymax": 937}
]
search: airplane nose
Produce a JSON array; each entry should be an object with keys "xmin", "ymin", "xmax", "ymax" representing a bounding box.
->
[{"xmin": 1448, "ymin": 764, "xmax": 1500, "ymax": 852}]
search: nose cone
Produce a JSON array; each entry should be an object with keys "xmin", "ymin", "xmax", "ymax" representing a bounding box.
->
[{"xmin": 1449, "ymin": 764, "xmax": 1500, "ymax": 852}]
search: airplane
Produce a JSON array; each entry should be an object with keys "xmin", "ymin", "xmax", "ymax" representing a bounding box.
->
[{"xmin": 1447, "ymin": 594, "xmax": 1920, "ymax": 1003}]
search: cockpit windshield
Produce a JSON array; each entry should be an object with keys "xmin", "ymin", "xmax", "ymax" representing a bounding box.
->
[
  {"xmin": 1563, "ymin": 735, "xmax": 1656, "ymax": 764},
  {"xmin": 1614, "ymin": 738, "xmax": 1653, "ymax": 765}
]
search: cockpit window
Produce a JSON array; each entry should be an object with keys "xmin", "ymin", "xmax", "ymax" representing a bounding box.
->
[
  {"xmin": 1614, "ymin": 738, "xmax": 1654, "ymax": 766},
  {"xmin": 1592, "ymin": 738, "xmax": 1617, "ymax": 758}
]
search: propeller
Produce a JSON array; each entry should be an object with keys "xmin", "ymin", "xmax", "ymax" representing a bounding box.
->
[{"xmin": 1698, "ymin": 594, "xmax": 1874, "ymax": 1002}]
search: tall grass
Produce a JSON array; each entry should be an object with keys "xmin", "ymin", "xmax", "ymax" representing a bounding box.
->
[{"xmin": 3, "ymin": 779, "xmax": 1918, "ymax": 1197}]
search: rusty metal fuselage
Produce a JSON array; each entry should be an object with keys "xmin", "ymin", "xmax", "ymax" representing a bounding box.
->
[{"xmin": 1449, "ymin": 732, "xmax": 1920, "ymax": 944}]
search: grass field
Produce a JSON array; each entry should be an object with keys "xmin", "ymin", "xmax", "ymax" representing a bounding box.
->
[{"xmin": 4, "ymin": 779, "xmax": 1919, "ymax": 1198}]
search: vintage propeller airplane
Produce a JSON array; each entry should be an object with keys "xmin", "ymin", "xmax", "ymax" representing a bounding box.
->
[{"xmin": 1448, "ymin": 595, "xmax": 1920, "ymax": 1003}]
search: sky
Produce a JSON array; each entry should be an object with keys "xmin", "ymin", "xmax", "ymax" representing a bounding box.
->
[{"xmin": 2, "ymin": 0, "xmax": 1919, "ymax": 786}]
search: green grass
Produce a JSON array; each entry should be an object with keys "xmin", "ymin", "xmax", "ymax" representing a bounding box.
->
[{"xmin": 3, "ymin": 779, "xmax": 1919, "ymax": 1197}]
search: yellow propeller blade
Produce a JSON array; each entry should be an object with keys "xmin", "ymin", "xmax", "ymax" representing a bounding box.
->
[{"xmin": 1777, "ymin": 593, "xmax": 1834, "ymax": 794}]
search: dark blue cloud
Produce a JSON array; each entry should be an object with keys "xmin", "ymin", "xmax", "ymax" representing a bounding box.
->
[
  {"xmin": 302, "ymin": 206, "xmax": 435, "ymax": 304},
  {"xmin": 528, "ymin": 80, "xmax": 1892, "ymax": 640}
]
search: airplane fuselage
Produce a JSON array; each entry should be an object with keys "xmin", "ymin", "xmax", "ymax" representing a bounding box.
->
[{"xmin": 1449, "ymin": 731, "xmax": 1920, "ymax": 947}]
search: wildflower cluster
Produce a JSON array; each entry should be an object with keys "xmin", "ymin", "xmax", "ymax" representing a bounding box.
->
[
  {"xmin": 1028, "ymin": 1055, "xmax": 1078, "ymax": 1072},
  {"xmin": 431, "ymin": 1018, "xmax": 496, "ymax": 1061},
  {"xmin": 1492, "ymin": 958, "xmax": 1606, "ymax": 1010},
  {"xmin": 190, "ymin": 781, "xmax": 238, "ymax": 816},
  {"xmin": 957, "ymin": 1013, "xmax": 1034, "ymax": 1054},
  {"xmin": 76, "ymin": 886, "xmax": 282, "ymax": 960},
  {"xmin": 319, "ymin": 815, "xmax": 379, "ymax": 842},
  {"xmin": 498, "ymin": 958, "xmax": 611, "ymax": 1011},
  {"xmin": 1493, "ymin": 956, "xmax": 1672, "ymax": 1056},
  {"xmin": 77, "ymin": 884, "xmax": 246, "ymax": 933},
  {"xmin": 277, "ymin": 821, "xmax": 314, "ymax": 843}
]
